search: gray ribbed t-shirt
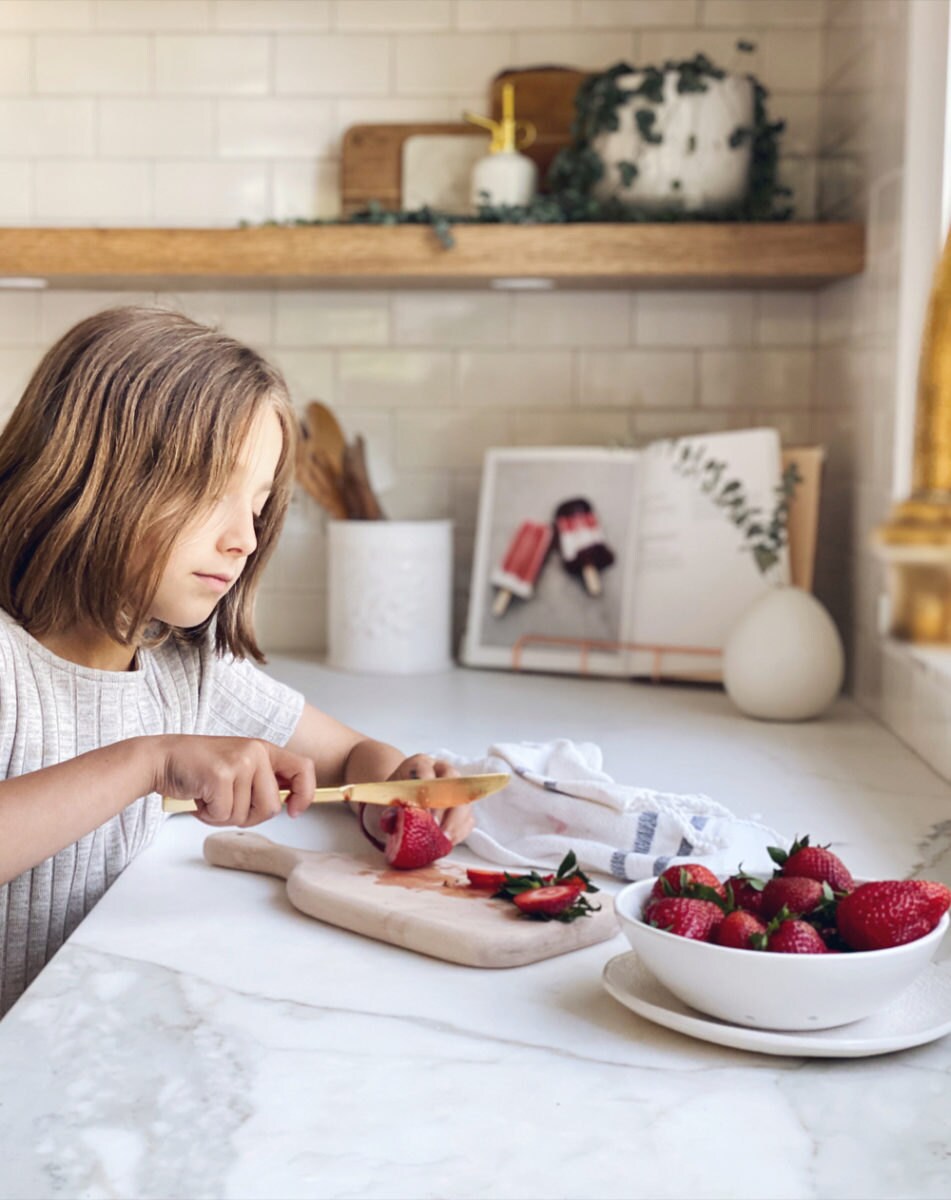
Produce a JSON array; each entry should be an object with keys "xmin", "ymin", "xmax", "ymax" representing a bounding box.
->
[{"xmin": 0, "ymin": 608, "xmax": 305, "ymax": 1015}]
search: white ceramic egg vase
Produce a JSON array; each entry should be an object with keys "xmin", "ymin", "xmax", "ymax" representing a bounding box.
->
[{"xmin": 723, "ymin": 585, "xmax": 845, "ymax": 722}]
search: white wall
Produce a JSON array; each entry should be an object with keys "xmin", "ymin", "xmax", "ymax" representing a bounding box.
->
[{"xmin": 0, "ymin": 0, "xmax": 828, "ymax": 653}]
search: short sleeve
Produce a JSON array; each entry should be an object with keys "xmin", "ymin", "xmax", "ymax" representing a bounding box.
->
[{"xmin": 202, "ymin": 651, "xmax": 305, "ymax": 747}]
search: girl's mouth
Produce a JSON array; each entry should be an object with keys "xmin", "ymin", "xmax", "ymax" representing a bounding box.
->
[{"xmin": 194, "ymin": 573, "xmax": 232, "ymax": 594}]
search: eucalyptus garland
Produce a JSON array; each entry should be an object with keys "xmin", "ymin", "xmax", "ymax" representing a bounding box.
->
[{"xmin": 254, "ymin": 47, "xmax": 790, "ymax": 247}]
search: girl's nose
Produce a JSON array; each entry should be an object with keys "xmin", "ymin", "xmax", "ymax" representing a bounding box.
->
[{"xmin": 219, "ymin": 506, "xmax": 257, "ymax": 557}]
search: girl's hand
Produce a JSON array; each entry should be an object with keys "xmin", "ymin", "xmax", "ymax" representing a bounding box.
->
[
  {"xmin": 387, "ymin": 753, "xmax": 475, "ymax": 845},
  {"xmin": 154, "ymin": 734, "xmax": 317, "ymax": 827}
]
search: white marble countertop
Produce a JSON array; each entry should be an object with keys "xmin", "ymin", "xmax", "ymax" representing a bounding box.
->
[{"xmin": 2, "ymin": 659, "xmax": 951, "ymax": 1200}]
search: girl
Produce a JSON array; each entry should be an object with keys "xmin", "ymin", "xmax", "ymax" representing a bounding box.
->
[{"xmin": 0, "ymin": 306, "xmax": 473, "ymax": 1016}]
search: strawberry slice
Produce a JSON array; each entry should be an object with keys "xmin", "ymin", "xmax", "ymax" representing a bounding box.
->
[
  {"xmin": 382, "ymin": 802, "xmax": 453, "ymax": 871},
  {"xmin": 513, "ymin": 885, "xmax": 581, "ymax": 918},
  {"xmin": 466, "ymin": 868, "xmax": 510, "ymax": 891}
]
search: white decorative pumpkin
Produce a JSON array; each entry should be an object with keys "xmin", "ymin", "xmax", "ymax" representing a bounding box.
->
[
  {"xmin": 723, "ymin": 586, "xmax": 846, "ymax": 722},
  {"xmin": 593, "ymin": 70, "xmax": 754, "ymax": 213}
]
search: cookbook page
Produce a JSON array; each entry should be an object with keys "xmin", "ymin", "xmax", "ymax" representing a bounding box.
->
[{"xmin": 627, "ymin": 428, "xmax": 790, "ymax": 679}]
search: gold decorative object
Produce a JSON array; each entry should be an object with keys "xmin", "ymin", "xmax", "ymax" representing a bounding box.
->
[{"xmin": 874, "ymin": 230, "xmax": 951, "ymax": 641}]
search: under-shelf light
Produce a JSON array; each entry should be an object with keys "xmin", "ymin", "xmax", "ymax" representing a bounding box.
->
[
  {"xmin": 0, "ymin": 277, "xmax": 48, "ymax": 289},
  {"xmin": 490, "ymin": 277, "xmax": 555, "ymax": 290}
]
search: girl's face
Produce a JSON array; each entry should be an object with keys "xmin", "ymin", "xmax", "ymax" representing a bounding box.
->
[{"xmin": 150, "ymin": 406, "xmax": 284, "ymax": 629}]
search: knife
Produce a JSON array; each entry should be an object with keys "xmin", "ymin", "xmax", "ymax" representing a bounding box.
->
[{"xmin": 162, "ymin": 772, "xmax": 510, "ymax": 814}]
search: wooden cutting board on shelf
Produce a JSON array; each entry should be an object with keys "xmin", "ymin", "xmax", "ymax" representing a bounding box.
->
[
  {"xmin": 490, "ymin": 66, "xmax": 590, "ymax": 186},
  {"xmin": 340, "ymin": 123, "xmax": 486, "ymax": 215},
  {"xmin": 205, "ymin": 831, "xmax": 619, "ymax": 968}
]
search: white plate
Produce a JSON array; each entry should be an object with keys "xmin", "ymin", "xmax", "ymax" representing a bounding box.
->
[{"xmin": 603, "ymin": 952, "xmax": 951, "ymax": 1058}]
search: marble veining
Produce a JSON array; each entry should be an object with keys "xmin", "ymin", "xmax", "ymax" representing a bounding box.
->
[{"xmin": 1, "ymin": 662, "xmax": 950, "ymax": 1200}]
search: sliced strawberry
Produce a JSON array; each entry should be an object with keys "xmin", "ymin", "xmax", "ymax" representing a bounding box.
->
[
  {"xmin": 383, "ymin": 802, "xmax": 453, "ymax": 870},
  {"xmin": 513, "ymin": 885, "xmax": 581, "ymax": 918},
  {"xmin": 466, "ymin": 868, "xmax": 510, "ymax": 891}
]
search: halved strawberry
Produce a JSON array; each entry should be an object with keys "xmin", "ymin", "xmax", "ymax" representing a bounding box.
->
[
  {"xmin": 513, "ymin": 885, "xmax": 581, "ymax": 918},
  {"xmin": 466, "ymin": 868, "xmax": 510, "ymax": 891},
  {"xmin": 381, "ymin": 802, "xmax": 453, "ymax": 870}
]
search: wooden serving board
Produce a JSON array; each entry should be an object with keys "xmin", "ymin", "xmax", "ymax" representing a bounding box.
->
[
  {"xmin": 204, "ymin": 831, "xmax": 619, "ymax": 968},
  {"xmin": 340, "ymin": 123, "xmax": 486, "ymax": 215},
  {"xmin": 490, "ymin": 66, "xmax": 590, "ymax": 186}
]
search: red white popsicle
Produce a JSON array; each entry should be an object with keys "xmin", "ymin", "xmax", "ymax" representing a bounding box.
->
[
  {"xmin": 491, "ymin": 519, "xmax": 553, "ymax": 617},
  {"xmin": 554, "ymin": 497, "xmax": 615, "ymax": 596}
]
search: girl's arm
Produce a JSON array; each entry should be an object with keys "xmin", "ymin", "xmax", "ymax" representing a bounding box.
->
[
  {"xmin": 0, "ymin": 733, "xmax": 317, "ymax": 886},
  {"xmin": 285, "ymin": 702, "xmax": 474, "ymax": 843}
]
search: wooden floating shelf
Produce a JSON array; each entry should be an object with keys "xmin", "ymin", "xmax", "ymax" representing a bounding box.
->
[{"xmin": 0, "ymin": 223, "xmax": 864, "ymax": 291}]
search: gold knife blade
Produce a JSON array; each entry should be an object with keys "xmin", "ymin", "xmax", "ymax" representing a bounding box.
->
[{"xmin": 162, "ymin": 772, "xmax": 509, "ymax": 815}]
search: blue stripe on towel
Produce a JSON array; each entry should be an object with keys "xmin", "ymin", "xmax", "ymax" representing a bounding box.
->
[
  {"xmin": 653, "ymin": 855, "xmax": 670, "ymax": 875},
  {"xmin": 691, "ymin": 815, "xmax": 708, "ymax": 830},
  {"xmin": 610, "ymin": 850, "xmax": 628, "ymax": 880},
  {"xmin": 634, "ymin": 812, "xmax": 658, "ymax": 854},
  {"xmin": 676, "ymin": 837, "xmax": 693, "ymax": 856}
]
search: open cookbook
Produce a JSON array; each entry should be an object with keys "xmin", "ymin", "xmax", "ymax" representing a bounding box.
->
[{"xmin": 461, "ymin": 429, "xmax": 822, "ymax": 681}]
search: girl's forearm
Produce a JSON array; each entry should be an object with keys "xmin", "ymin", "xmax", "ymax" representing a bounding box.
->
[
  {"xmin": 0, "ymin": 736, "xmax": 160, "ymax": 885},
  {"xmin": 342, "ymin": 737, "xmax": 406, "ymax": 785}
]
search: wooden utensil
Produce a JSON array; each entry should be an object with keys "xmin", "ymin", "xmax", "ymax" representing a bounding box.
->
[
  {"xmin": 305, "ymin": 401, "xmax": 347, "ymax": 478},
  {"xmin": 341, "ymin": 433, "xmax": 385, "ymax": 520},
  {"xmin": 163, "ymin": 772, "xmax": 511, "ymax": 814},
  {"xmin": 296, "ymin": 436, "xmax": 348, "ymax": 518},
  {"xmin": 202, "ymin": 832, "xmax": 620, "ymax": 968}
]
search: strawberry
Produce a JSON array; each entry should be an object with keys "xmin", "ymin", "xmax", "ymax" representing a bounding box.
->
[
  {"xmin": 651, "ymin": 863, "xmax": 727, "ymax": 903},
  {"xmin": 646, "ymin": 897, "xmax": 724, "ymax": 941},
  {"xmin": 714, "ymin": 910, "xmax": 767, "ymax": 950},
  {"xmin": 766, "ymin": 917, "xmax": 828, "ymax": 954},
  {"xmin": 513, "ymin": 885, "xmax": 583, "ymax": 919},
  {"xmin": 466, "ymin": 868, "xmax": 510, "ymax": 891},
  {"xmin": 760, "ymin": 876, "xmax": 827, "ymax": 920},
  {"xmin": 380, "ymin": 802, "xmax": 453, "ymax": 870},
  {"xmin": 724, "ymin": 871, "xmax": 766, "ymax": 915},
  {"xmin": 769, "ymin": 836, "xmax": 854, "ymax": 893},
  {"xmin": 836, "ymin": 880, "xmax": 951, "ymax": 951}
]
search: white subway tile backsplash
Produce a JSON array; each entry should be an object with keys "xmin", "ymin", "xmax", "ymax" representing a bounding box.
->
[
  {"xmin": 393, "ymin": 292, "xmax": 511, "ymax": 346},
  {"xmin": 38, "ymin": 290, "xmax": 157, "ymax": 341},
  {"xmin": 95, "ymin": 1, "xmax": 212, "ymax": 30},
  {"xmin": 457, "ymin": 350, "xmax": 574, "ymax": 408},
  {"xmin": 0, "ymin": 1, "xmax": 93, "ymax": 30},
  {"xmin": 338, "ymin": 350, "xmax": 453, "ymax": 407},
  {"xmin": 512, "ymin": 409, "xmax": 632, "ymax": 446},
  {"xmin": 0, "ymin": 291, "xmax": 40, "ymax": 344},
  {"xmin": 579, "ymin": 350, "xmax": 696, "ymax": 408},
  {"xmin": 0, "ymin": 159, "xmax": 29, "ymax": 220},
  {"xmin": 254, "ymin": 587, "xmax": 325, "ymax": 652},
  {"xmin": 0, "ymin": 36, "xmax": 30, "ymax": 91},
  {"xmin": 0, "ymin": 347, "xmax": 40, "ymax": 421},
  {"xmin": 381, "ymin": 470, "xmax": 453, "ymax": 520},
  {"xmin": 457, "ymin": 0, "xmax": 574, "ymax": 31},
  {"xmin": 636, "ymin": 291, "xmax": 753, "ymax": 347},
  {"xmin": 271, "ymin": 157, "xmax": 339, "ymax": 219},
  {"xmin": 276, "ymin": 291, "xmax": 390, "ymax": 346},
  {"xmin": 397, "ymin": 408, "xmax": 512, "ymax": 469},
  {"xmin": 213, "ymin": 1, "xmax": 331, "ymax": 31},
  {"xmin": 754, "ymin": 292, "xmax": 817, "ymax": 347},
  {"xmin": 0, "ymin": 99, "xmax": 95, "ymax": 157},
  {"xmin": 513, "ymin": 292, "xmax": 631, "ymax": 347},
  {"xmin": 336, "ymin": 95, "xmax": 455, "ymax": 128},
  {"xmin": 701, "ymin": 0, "xmax": 826, "ymax": 28},
  {"xmin": 276, "ymin": 33, "xmax": 389, "ymax": 95},
  {"xmin": 35, "ymin": 34, "xmax": 150, "ymax": 93},
  {"xmin": 395, "ymin": 33, "xmax": 513, "ymax": 95},
  {"xmin": 336, "ymin": 1, "xmax": 451, "ymax": 31},
  {"xmin": 632, "ymin": 408, "xmax": 742, "ymax": 439},
  {"xmin": 639, "ymin": 30, "xmax": 762, "ymax": 75},
  {"xmin": 764, "ymin": 30, "xmax": 823, "ymax": 92},
  {"xmin": 156, "ymin": 34, "xmax": 269, "ymax": 94},
  {"xmin": 699, "ymin": 349, "xmax": 814, "ymax": 408},
  {"xmin": 99, "ymin": 99, "xmax": 215, "ymax": 157},
  {"xmin": 771, "ymin": 93, "xmax": 820, "ymax": 157},
  {"xmin": 218, "ymin": 98, "xmax": 336, "ymax": 158},
  {"xmin": 154, "ymin": 160, "xmax": 270, "ymax": 225},
  {"xmin": 35, "ymin": 160, "xmax": 151, "ymax": 222},
  {"xmin": 513, "ymin": 30, "xmax": 636, "ymax": 71},
  {"xmin": 579, "ymin": 0, "xmax": 698, "ymax": 27},
  {"xmin": 268, "ymin": 347, "xmax": 335, "ymax": 403}
]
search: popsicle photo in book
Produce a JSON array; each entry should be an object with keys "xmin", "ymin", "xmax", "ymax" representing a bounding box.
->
[{"xmin": 462, "ymin": 431, "xmax": 816, "ymax": 681}]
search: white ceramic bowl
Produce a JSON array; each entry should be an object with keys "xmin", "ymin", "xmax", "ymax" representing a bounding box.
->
[{"xmin": 615, "ymin": 877, "xmax": 950, "ymax": 1031}]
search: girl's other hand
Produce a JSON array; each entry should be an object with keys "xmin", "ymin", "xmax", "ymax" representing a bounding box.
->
[
  {"xmin": 154, "ymin": 734, "xmax": 316, "ymax": 827},
  {"xmin": 387, "ymin": 754, "xmax": 475, "ymax": 845}
]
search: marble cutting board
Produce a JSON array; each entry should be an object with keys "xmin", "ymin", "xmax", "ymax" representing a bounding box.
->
[{"xmin": 204, "ymin": 831, "xmax": 620, "ymax": 968}]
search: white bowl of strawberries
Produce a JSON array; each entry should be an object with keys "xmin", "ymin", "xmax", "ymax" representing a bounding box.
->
[{"xmin": 615, "ymin": 837, "xmax": 951, "ymax": 1031}]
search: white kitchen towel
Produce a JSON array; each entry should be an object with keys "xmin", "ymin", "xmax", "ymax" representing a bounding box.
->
[{"xmin": 434, "ymin": 739, "xmax": 785, "ymax": 882}]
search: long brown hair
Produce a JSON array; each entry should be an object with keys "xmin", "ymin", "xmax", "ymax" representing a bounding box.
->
[{"xmin": 0, "ymin": 305, "xmax": 296, "ymax": 662}]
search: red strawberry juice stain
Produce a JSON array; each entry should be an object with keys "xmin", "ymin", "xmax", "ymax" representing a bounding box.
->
[{"xmin": 372, "ymin": 864, "xmax": 491, "ymax": 899}]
